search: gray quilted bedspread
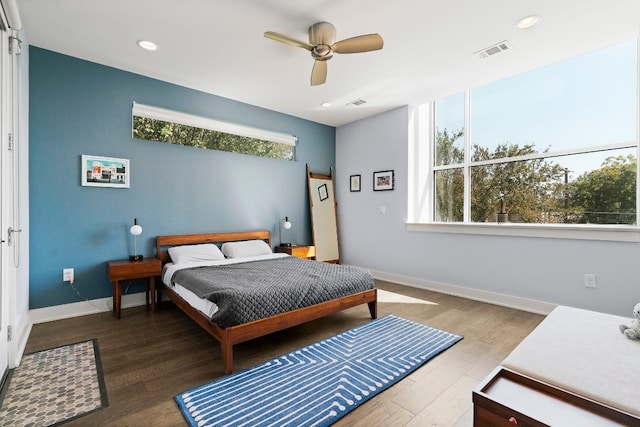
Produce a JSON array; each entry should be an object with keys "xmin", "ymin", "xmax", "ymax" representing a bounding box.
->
[{"xmin": 171, "ymin": 256, "xmax": 374, "ymax": 328}]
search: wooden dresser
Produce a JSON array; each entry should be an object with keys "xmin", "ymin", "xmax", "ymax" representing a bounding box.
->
[
  {"xmin": 473, "ymin": 306, "xmax": 640, "ymax": 426},
  {"xmin": 473, "ymin": 367, "xmax": 638, "ymax": 426}
]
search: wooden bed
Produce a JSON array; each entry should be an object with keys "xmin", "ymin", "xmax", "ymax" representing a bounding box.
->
[{"xmin": 156, "ymin": 230, "xmax": 377, "ymax": 374}]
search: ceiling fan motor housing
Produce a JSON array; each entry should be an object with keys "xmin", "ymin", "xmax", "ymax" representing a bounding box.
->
[
  {"xmin": 312, "ymin": 45, "xmax": 333, "ymax": 60},
  {"xmin": 310, "ymin": 22, "xmax": 335, "ymax": 60},
  {"xmin": 309, "ymin": 22, "xmax": 336, "ymax": 46}
]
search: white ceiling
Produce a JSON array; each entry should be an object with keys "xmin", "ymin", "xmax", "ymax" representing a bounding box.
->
[{"xmin": 15, "ymin": 0, "xmax": 640, "ymax": 127}]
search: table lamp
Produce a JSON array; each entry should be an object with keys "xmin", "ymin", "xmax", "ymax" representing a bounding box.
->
[
  {"xmin": 280, "ymin": 216, "xmax": 292, "ymax": 247},
  {"xmin": 129, "ymin": 218, "xmax": 143, "ymax": 261}
]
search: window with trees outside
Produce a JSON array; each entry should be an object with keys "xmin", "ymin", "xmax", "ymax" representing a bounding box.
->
[
  {"xmin": 414, "ymin": 39, "xmax": 638, "ymax": 234},
  {"xmin": 132, "ymin": 103, "xmax": 297, "ymax": 161}
]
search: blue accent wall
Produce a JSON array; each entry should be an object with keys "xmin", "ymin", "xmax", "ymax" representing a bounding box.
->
[{"xmin": 29, "ymin": 46, "xmax": 335, "ymax": 309}]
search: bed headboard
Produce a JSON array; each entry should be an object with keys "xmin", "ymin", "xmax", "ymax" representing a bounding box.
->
[{"xmin": 155, "ymin": 230, "xmax": 271, "ymax": 263}]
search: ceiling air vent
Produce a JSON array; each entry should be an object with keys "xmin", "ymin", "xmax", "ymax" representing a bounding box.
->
[
  {"xmin": 475, "ymin": 40, "xmax": 512, "ymax": 59},
  {"xmin": 348, "ymin": 99, "xmax": 367, "ymax": 106}
]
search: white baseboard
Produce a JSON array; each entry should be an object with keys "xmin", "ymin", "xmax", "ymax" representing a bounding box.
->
[
  {"xmin": 29, "ymin": 292, "xmax": 148, "ymax": 324},
  {"xmin": 370, "ymin": 269, "xmax": 556, "ymax": 315},
  {"xmin": 26, "ymin": 272, "xmax": 553, "ymax": 330}
]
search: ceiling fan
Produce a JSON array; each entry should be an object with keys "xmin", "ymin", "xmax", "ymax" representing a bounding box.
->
[{"xmin": 264, "ymin": 22, "xmax": 383, "ymax": 86}]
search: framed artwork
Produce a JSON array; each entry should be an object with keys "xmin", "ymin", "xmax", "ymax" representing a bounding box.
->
[
  {"xmin": 373, "ymin": 170, "xmax": 394, "ymax": 191},
  {"xmin": 318, "ymin": 183, "xmax": 329, "ymax": 201},
  {"xmin": 81, "ymin": 155, "xmax": 130, "ymax": 188},
  {"xmin": 350, "ymin": 174, "xmax": 361, "ymax": 192}
]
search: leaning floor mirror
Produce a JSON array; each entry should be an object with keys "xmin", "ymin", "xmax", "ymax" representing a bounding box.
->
[{"xmin": 307, "ymin": 164, "xmax": 340, "ymax": 263}]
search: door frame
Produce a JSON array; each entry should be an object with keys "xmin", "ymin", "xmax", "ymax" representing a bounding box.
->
[
  {"xmin": 0, "ymin": 11, "xmax": 11, "ymax": 384},
  {"xmin": 0, "ymin": 0, "xmax": 23, "ymax": 383}
]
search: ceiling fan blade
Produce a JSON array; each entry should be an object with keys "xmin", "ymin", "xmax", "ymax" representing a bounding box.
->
[
  {"xmin": 264, "ymin": 31, "xmax": 313, "ymax": 51},
  {"xmin": 332, "ymin": 34, "xmax": 383, "ymax": 54},
  {"xmin": 311, "ymin": 60, "xmax": 327, "ymax": 86}
]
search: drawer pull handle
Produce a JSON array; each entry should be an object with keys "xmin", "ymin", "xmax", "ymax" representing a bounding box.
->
[{"xmin": 508, "ymin": 417, "xmax": 518, "ymax": 424}]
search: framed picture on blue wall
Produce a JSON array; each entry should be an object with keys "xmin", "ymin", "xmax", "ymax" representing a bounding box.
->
[{"xmin": 81, "ymin": 155, "xmax": 130, "ymax": 188}]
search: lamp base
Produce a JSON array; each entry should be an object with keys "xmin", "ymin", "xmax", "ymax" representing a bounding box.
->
[
  {"xmin": 129, "ymin": 254, "xmax": 143, "ymax": 262},
  {"xmin": 280, "ymin": 243, "xmax": 292, "ymax": 247}
]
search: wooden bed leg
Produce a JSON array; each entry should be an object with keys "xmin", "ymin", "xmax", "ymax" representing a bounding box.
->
[
  {"xmin": 368, "ymin": 301, "xmax": 377, "ymax": 319},
  {"xmin": 221, "ymin": 333, "xmax": 233, "ymax": 375}
]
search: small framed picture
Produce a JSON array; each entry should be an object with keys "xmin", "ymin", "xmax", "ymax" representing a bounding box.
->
[
  {"xmin": 373, "ymin": 170, "xmax": 394, "ymax": 191},
  {"xmin": 350, "ymin": 174, "xmax": 361, "ymax": 192},
  {"xmin": 81, "ymin": 155, "xmax": 130, "ymax": 188},
  {"xmin": 318, "ymin": 183, "xmax": 329, "ymax": 201}
]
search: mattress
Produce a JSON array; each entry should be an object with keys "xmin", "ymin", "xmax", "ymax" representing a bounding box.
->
[{"xmin": 172, "ymin": 282, "xmax": 218, "ymax": 318}]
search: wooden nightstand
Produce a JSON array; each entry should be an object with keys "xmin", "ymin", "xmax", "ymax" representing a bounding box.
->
[
  {"xmin": 275, "ymin": 245, "xmax": 316, "ymax": 259},
  {"xmin": 107, "ymin": 258, "xmax": 162, "ymax": 318}
]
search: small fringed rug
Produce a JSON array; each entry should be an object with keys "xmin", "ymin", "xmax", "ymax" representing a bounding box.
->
[
  {"xmin": 175, "ymin": 314, "xmax": 462, "ymax": 427},
  {"xmin": 0, "ymin": 339, "xmax": 108, "ymax": 426}
]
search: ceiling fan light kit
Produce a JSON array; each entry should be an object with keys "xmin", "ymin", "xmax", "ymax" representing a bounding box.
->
[{"xmin": 264, "ymin": 21, "xmax": 383, "ymax": 86}]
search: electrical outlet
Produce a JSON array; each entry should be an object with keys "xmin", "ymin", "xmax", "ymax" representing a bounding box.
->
[
  {"xmin": 584, "ymin": 273, "xmax": 596, "ymax": 289},
  {"xmin": 63, "ymin": 268, "xmax": 74, "ymax": 282}
]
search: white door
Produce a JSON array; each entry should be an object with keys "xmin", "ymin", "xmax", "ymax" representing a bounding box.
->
[{"xmin": 0, "ymin": 19, "xmax": 10, "ymax": 381}]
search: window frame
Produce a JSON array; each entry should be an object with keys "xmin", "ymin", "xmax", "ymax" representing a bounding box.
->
[
  {"xmin": 132, "ymin": 103, "xmax": 298, "ymax": 160},
  {"xmin": 408, "ymin": 40, "xmax": 640, "ymax": 242}
]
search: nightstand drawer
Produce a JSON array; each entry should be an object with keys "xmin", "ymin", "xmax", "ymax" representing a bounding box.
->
[{"xmin": 107, "ymin": 258, "xmax": 162, "ymax": 281}]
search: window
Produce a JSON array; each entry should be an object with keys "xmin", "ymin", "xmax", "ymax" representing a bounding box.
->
[
  {"xmin": 132, "ymin": 103, "xmax": 297, "ymax": 161},
  {"xmin": 416, "ymin": 39, "xmax": 638, "ymax": 229}
]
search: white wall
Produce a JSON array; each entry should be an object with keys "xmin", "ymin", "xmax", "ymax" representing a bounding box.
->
[{"xmin": 336, "ymin": 106, "xmax": 640, "ymax": 317}]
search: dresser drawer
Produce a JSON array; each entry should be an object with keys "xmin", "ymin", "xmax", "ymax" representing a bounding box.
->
[
  {"xmin": 473, "ymin": 367, "xmax": 639, "ymax": 427},
  {"xmin": 473, "ymin": 390, "xmax": 547, "ymax": 427}
]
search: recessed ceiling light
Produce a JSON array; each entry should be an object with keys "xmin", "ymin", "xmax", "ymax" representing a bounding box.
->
[
  {"xmin": 321, "ymin": 102, "xmax": 333, "ymax": 108},
  {"xmin": 137, "ymin": 40, "xmax": 158, "ymax": 51},
  {"xmin": 517, "ymin": 15, "xmax": 540, "ymax": 30}
]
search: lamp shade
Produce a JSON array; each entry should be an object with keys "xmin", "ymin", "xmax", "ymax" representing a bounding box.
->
[
  {"xmin": 130, "ymin": 224, "xmax": 143, "ymax": 236},
  {"xmin": 130, "ymin": 218, "xmax": 143, "ymax": 236},
  {"xmin": 283, "ymin": 217, "xmax": 292, "ymax": 230}
]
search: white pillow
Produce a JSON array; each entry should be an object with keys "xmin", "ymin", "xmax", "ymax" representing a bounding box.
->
[
  {"xmin": 168, "ymin": 243, "xmax": 225, "ymax": 264},
  {"xmin": 221, "ymin": 239, "xmax": 272, "ymax": 258}
]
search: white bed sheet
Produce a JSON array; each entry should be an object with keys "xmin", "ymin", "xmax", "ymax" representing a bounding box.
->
[{"xmin": 162, "ymin": 253, "xmax": 289, "ymax": 318}]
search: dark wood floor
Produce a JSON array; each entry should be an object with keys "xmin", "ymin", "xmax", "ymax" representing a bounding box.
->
[{"xmin": 23, "ymin": 281, "xmax": 544, "ymax": 426}]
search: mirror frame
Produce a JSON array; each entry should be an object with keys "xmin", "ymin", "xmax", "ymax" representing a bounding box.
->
[{"xmin": 307, "ymin": 164, "xmax": 340, "ymax": 263}]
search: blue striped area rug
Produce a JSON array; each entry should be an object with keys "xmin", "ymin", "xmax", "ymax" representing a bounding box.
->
[{"xmin": 175, "ymin": 314, "xmax": 463, "ymax": 427}]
